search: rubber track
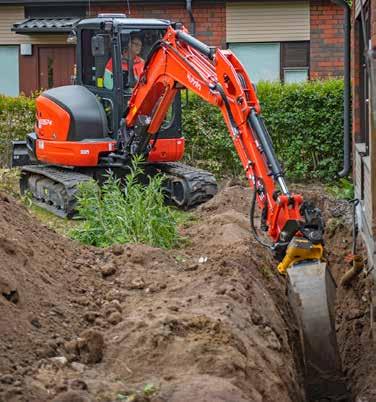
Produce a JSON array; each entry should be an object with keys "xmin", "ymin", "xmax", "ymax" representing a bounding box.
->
[
  {"xmin": 21, "ymin": 162, "xmax": 217, "ymax": 217},
  {"xmin": 20, "ymin": 165, "xmax": 92, "ymax": 218},
  {"xmin": 153, "ymin": 162, "xmax": 218, "ymax": 208}
]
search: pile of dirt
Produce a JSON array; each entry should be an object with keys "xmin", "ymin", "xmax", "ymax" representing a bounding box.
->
[
  {"xmin": 0, "ymin": 192, "xmax": 95, "ymax": 367},
  {"xmin": 1, "ymin": 183, "xmax": 375, "ymax": 402},
  {"xmin": 0, "ymin": 192, "xmax": 111, "ymax": 400},
  {"xmin": 0, "ymin": 186, "xmax": 305, "ymax": 402}
]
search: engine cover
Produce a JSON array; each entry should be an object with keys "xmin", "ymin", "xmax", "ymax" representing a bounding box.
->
[{"xmin": 35, "ymin": 85, "xmax": 108, "ymax": 142}]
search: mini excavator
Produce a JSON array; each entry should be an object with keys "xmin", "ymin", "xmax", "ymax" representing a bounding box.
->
[{"xmin": 12, "ymin": 15, "xmax": 348, "ymax": 400}]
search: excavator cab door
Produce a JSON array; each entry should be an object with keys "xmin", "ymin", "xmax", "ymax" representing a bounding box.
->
[{"xmin": 77, "ymin": 27, "xmax": 124, "ymax": 136}]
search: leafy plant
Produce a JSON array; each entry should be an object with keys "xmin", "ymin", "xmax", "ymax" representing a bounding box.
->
[
  {"xmin": 0, "ymin": 94, "xmax": 36, "ymax": 167},
  {"xmin": 1, "ymin": 80, "xmax": 346, "ymax": 182},
  {"xmin": 143, "ymin": 383, "xmax": 157, "ymax": 396},
  {"xmin": 182, "ymin": 79, "xmax": 345, "ymax": 181},
  {"xmin": 69, "ymin": 156, "xmax": 182, "ymax": 248},
  {"xmin": 326, "ymin": 177, "xmax": 354, "ymax": 200},
  {"xmin": 0, "ymin": 168, "xmax": 20, "ymax": 196}
]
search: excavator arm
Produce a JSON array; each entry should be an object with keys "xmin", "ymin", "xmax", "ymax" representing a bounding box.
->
[
  {"xmin": 125, "ymin": 25, "xmax": 322, "ymax": 269},
  {"xmin": 123, "ymin": 24, "xmax": 348, "ymax": 400}
]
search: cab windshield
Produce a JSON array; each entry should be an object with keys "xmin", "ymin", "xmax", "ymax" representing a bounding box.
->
[{"xmin": 104, "ymin": 29, "xmax": 166, "ymax": 90}]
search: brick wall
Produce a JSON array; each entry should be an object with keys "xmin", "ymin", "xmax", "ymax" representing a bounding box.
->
[
  {"xmin": 310, "ymin": 0, "xmax": 344, "ymax": 79},
  {"xmin": 90, "ymin": 2, "xmax": 226, "ymax": 48}
]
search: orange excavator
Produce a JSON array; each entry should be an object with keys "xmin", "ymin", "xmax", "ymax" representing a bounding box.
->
[{"xmin": 12, "ymin": 15, "xmax": 348, "ymax": 401}]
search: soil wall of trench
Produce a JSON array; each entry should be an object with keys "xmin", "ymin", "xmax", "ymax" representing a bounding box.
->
[{"xmin": 0, "ymin": 184, "xmax": 374, "ymax": 402}]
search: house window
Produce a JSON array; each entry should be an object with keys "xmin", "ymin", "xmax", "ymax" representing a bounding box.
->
[
  {"xmin": 0, "ymin": 46, "xmax": 19, "ymax": 96},
  {"xmin": 281, "ymin": 42, "xmax": 309, "ymax": 83},
  {"xmin": 228, "ymin": 41, "xmax": 309, "ymax": 83},
  {"xmin": 229, "ymin": 43, "xmax": 280, "ymax": 82}
]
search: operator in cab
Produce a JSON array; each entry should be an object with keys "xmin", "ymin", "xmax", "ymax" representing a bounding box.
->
[{"xmin": 104, "ymin": 35, "xmax": 145, "ymax": 90}]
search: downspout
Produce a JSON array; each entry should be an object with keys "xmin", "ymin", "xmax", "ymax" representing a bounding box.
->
[
  {"xmin": 331, "ymin": 0, "xmax": 351, "ymax": 177},
  {"xmin": 186, "ymin": 0, "xmax": 196, "ymax": 36}
]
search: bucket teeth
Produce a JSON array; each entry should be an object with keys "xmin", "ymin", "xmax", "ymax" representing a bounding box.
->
[{"xmin": 287, "ymin": 261, "xmax": 349, "ymax": 401}]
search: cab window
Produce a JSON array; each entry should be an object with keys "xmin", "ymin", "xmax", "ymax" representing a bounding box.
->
[{"xmin": 81, "ymin": 29, "xmax": 112, "ymax": 89}]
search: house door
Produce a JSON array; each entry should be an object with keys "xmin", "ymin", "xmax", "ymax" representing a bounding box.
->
[{"xmin": 38, "ymin": 46, "xmax": 75, "ymax": 89}]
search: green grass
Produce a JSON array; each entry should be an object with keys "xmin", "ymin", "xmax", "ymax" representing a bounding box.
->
[
  {"xmin": 69, "ymin": 157, "xmax": 184, "ymax": 248},
  {"xmin": 28, "ymin": 203, "xmax": 78, "ymax": 236}
]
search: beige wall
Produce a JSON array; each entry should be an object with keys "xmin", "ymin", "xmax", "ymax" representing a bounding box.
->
[
  {"xmin": 226, "ymin": 1, "xmax": 310, "ymax": 43},
  {"xmin": 0, "ymin": 6, "xmax": 68, "ymax": 45}
]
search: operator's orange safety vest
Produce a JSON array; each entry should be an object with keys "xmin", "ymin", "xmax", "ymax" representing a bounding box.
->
[{"xmin": 105, "ymin": 55, "xmax": 145, "ymax": 81}]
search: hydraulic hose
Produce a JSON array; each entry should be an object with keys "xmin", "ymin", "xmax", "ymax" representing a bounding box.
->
[{"xmin": 250, "ymin": 184, "xmax": 273, "ymax": 249}]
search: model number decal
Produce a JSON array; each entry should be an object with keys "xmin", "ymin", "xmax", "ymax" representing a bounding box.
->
[
  {"xmin": 38, "ymin": 118, "xmax": 52, "ymax": 128},
  {"xmin": 80, "ymin": 150, "xmax": 90, "ymax": 155},
  {"xmin": 187, "ymin": 73, "xmax": 202, "ymax": 92}
]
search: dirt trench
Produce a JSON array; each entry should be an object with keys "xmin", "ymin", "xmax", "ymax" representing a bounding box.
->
[{"xmin": 0, "ymin": 184, "xmax": 374, "ymax": 402}]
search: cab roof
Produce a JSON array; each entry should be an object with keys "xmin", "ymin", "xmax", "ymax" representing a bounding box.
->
[{"xmin": 77, "ymin": 16, "xmax": 171, "ymax": 30}]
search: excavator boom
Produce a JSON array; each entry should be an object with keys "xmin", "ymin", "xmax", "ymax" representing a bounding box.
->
[
  {"xmin": 125, "ymin": 25, "xmax": 319, "ymax": 260},
  {"xmin": 123, "ymin": 24, "xmax": 348, "ymax": 400}
]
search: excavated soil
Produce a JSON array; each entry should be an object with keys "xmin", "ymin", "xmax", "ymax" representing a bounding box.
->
[{"xmin": 0, "ymin": 184, "xmax": 375, "ymax": 402}]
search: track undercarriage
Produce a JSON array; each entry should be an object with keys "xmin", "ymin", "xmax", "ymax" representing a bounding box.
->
[{"xmin": 20, "ymin": 162, "xmax": 218, "ymax": 218}]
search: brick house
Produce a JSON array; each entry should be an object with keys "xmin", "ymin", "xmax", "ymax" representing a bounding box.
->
[
  {"xmin": 0, "ymin": 0, "xmax": 345, "ymax": 96},
  {"xmin": 352, "ymin": 0, "xmax": 376, "ymax": 270}
]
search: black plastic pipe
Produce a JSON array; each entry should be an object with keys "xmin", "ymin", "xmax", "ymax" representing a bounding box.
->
[
  {"xmin": 186, "ymin": 0, "xmax": 196, "ymax": 36},
  {"xmin": 334, "ymin": 1, "xmax": 351, "ymax": 178}
]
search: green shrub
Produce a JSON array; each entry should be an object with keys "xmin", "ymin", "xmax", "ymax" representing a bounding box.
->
[
  {"xmin": 0, "ymin": 94, "xmax": 35, "ymax": 167},
  {"xmin": 0, "ymin": 80, "xmax": 345, "ymax": 181},
  {"xmin": 69, "ymin": 157, "xmax": 182, "ymax": 248},
  {"xmin": 0, "ymin": 168, "xmax": 20, "ymax": 196},
  {"xmin": 182, "ymin": 80, "xmax": 345, "ymax": 181}
]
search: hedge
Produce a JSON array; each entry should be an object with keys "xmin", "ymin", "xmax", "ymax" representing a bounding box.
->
[
  {"xmin": 0, "ymin": 94, "xmax": 35, "ymax": 167},
  {"xmin": 0, "ymin": 80, "xmax": 344, "ymax": 181},
  {"xmin": 182, "ymin": 79, "xmax": 345, "ymax": 181}
]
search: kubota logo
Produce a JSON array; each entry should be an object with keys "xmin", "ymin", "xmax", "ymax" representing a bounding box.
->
[{"xmin": 187, "ymin": 73, "xmax": 202, "ymax": 91}]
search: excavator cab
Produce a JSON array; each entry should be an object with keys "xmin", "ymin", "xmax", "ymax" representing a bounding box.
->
[
  {"xmin": 75, "ymin": 15, "xmax": 181, "ymax": 139},
  {"xmin": 11, "ymin": 14, "xmax": 184, "ymax": 169}
]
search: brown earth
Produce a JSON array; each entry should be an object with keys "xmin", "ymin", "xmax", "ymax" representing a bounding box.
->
[
  {"xmin": 292, "ymin": 184, "xmax": 376, "ymax": 402},
  {"xmin": 0, "ymin": 184, "xmax": 375, "ymax": 402}
]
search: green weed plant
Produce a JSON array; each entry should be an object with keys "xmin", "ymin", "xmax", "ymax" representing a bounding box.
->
[{"xmin": 69, "ymin": 157, "xmax": 182, "ymax": 248}]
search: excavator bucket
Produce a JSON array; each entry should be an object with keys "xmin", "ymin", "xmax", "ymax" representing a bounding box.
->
[{"xmin": 287, "ymin": 261, "xmax": 349, "ymax": 401}]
